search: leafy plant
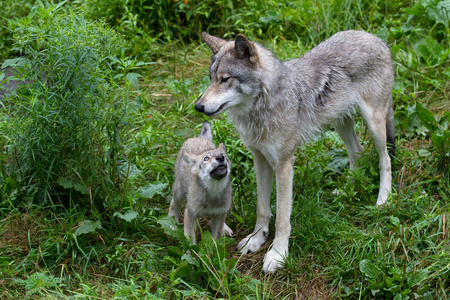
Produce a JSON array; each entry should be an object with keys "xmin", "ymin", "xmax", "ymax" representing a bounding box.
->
[
  {"xmin": 0, "ymin": 2, "xmax": 138, "ymax": 206},
  {"xmin": 16, "ymin": 272, "xmax": 61, "ymax": 296},
  {"xmin": 416, "ymin": 102, "xmax": 450, "ymax": 172}
]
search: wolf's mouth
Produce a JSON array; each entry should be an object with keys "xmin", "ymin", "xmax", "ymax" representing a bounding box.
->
[
  {"xmin": 206, "ymin": 102, "xmax": 228, "ymax": 117},
  {"xmin": 210, "ymin": 164, "xmax": 228, "ymax": 180}
]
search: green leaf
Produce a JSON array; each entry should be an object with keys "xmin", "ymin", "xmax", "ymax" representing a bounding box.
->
[
  {"xmin": 432, "ymin": 131, "xmax": 450, "ymax": 149},
  {"xmin": 390, "ymin": 216, "xmax": 400, "ymax": 227},
  {"xmin": 126, "ymin": 72, "xmax": 142, "ymax": 90},
  {"xmin": 113, "ymin": 210, "xmax": 138, "ymax": 222},
  {"xmin": 73, "ymin": 220, "xmax": 102, "ymax": 237},
  {"xmin": 59, "ymin": 177, "xmax": 89, "ymax": 195},
  {"xmin": 416, "ymin": 102, "xmax": 438, "ymax": 132},
  {"xmin": 407, "ymin": 269, "xmax": 429, "ymax": 287},
  {"xmin": 360, "ymin": 259, "xmax": 381, "ymax": 280},
  {"xmin": 138, "ymin": 182, "xmax": 168, "ymax": 199},
  {"xmin": 232, "ymin": 212, "xmax": 244, "ymax": 225},
  {"xmin": 1, "ymin": 57, "xmax": 28, "ymax": 69}
]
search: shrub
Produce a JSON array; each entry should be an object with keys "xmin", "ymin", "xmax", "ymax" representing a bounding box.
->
[{"xmin": 1, "ymin": 2, "xmax": 129, "ymax": 205}]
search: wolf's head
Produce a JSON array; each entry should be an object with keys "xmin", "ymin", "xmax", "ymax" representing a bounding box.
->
[
  {"xmin": 183, "ymin": 143, "xmax": 231, "ymax": 184},
  {"xmin": 195, "ymin": 33, "xmax": 270, "ymax": 117}
]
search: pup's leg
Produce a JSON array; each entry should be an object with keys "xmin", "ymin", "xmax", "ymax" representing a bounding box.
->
[
  {"xmin": 210, "ymin": 214, "xmax": 226, "ymax": 240},
  {"xmin": 168, "ymin": 182, "xmax": 183, "ymax": 222},
  {"xmin": 263, "ymin": 155, "xmax": 295, "ymax": 273},
  {"xmin": 183, "ymin": 208, "xmax": 197, "ymax": 244},
  {"xmin": 334, "ymin": 117, "xmax": 364, "ymax": 170},
  {"xmin": 360, "ymin": 100, "xmax": 392, "ymax": 206},
  {"xmin": 238, "ymin": 150, "xmax": 273, "ymax": 254},
  {"xmin": 222, "ymin": 223, "xmax": 233, "ymax": 237}
]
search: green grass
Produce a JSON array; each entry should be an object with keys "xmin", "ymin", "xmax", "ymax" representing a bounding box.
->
[{"xmin": 1, "ymin": 0, "xmax": 450, "ymax": 299}]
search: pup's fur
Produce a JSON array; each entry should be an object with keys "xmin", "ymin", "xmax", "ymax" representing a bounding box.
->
[
  {"xmin": 195, "ymin": 30, "xmax": 395, "ymax": 273},
  {"xmin": 169, "ymin": 121, "xmax": 233, "ymax": 243}
]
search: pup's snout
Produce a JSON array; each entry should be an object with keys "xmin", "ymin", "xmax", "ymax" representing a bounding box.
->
[
  {"xmin": 216, "ymin": 154, "xmax": 224, "ymax": 162},
  {"xmin": 195, "ymin": 102, "xmax": 204, "ymax": 113}
]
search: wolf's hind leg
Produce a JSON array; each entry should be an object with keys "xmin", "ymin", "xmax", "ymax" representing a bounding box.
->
[
  {"xmin": 334, "ymin": 117, "xmax": 364, "ymax": 170},
  {"xmin": 359, "ymin": 101, "xmax": 392, "ymax": 206}
]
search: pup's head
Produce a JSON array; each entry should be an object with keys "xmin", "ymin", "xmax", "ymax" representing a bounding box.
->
[
  {"xmin": 195, "ymin": 33, "xmax": 263, "ymax": 117},
  {"xmin": 183, "ymin": 143, "xmax": 231, "ymax": 182}
]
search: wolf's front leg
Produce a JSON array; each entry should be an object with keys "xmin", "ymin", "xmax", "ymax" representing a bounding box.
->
[
  {"xmin": 238, "ymin": 151, "xmax": 273, "ymax": 254},
  {"xmin": 183, "ymin": 208, "xmax": 197, "ymax": 244},
  {"xmin": 263, "ymin": 155, "xmax": 295, "ymax": 273},
  {"xmin": 210, "ymin": 214, "xmax": 226, "ymax": 240}
]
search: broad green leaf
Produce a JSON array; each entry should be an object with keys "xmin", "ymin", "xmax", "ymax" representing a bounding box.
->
[
  {"xmin": 432, "ymin": 131, "xmax": 450, "ymax": 149},
  {"xmin": 139, "ymin": 182, "xmax": 168, "ymax": 199},
  {"xmin": 118, "ymin": 163, "xmax": 142, "ymax": 179},
  {"xmin": 126, "ymin": 72, "xmax": 142, "ymax": 90},
  {"xmin": 390, "ymin": 216, "xmax": 400, "ymax": 227},
  {"xmin": 59, "ymin": 177, "xmax": 89, "ymax": 195},
  {"xmin": 113, "ymin": 210, "xmax": 138, "ymax": 222},
  {"xmin": 360, "ymin": 259, "xmax": 381, "ymax": 280},
  {"xmin": 1, "ymin": 57, "xmax": 28, "ymax": 68},
  {"xmin": 73, "ymin": 220, "xmax": 102, "ymax": 237},
  {"xmin": 408, "ymin": 269, "xmax": 429, "ymax": 287},
  {"xmin": 416, "ymin": 102, "xmax": 438, "ymax": 132}
]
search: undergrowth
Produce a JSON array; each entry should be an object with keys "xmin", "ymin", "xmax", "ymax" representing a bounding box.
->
[{"xmin": 0, "ymin": 0, "xmax": 449, "ymax": 299}]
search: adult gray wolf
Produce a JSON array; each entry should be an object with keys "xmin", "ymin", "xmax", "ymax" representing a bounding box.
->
[
  {"xmin": 195, "ymin": 30, "xmax": 395, "ymax": 273},
  {"xmin": 169, "ymin": 120, "xmax": 233, "ymax": 243}
]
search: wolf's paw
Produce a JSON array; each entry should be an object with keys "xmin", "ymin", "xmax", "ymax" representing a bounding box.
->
[
  {"xmin": 237, "ymin": 228, "xmax": 268, "ymax": 254},
  {"xmin": 223, "ymin": 223, "xmax": 233, "ymax": 237},
  {"xmin": 262, "ymin": 247, "xmax": 287, "ymax": 273}
]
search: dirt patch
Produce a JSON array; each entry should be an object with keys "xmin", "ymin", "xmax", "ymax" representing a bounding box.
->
[{"xmin": 0, "ymin": 213, "xmax": 43, "ymax": 251}]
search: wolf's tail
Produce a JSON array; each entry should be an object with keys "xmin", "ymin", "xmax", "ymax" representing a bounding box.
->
[
  {"xmin": 199, "ymin": 120, "xmax": 213, "ymax": 141},
  {"xmin": 386, "ymin": 94, "xmax": 396, "ymax": 157}
]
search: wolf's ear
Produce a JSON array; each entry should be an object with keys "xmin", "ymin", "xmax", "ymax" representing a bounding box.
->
[
  {"xmin": 234, "ymin": 34, "xmax": 258, "ymax": 64},
  {"xmin": 202, "ymin": 32, "xmax": 226, "ymax": 54}
]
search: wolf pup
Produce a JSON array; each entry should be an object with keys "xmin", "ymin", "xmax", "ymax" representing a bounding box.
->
[
  {"xmin": 169, "ymin": 120, "xmax": 233, "ymax": 243},
  {"xmin": 195, "ymin": 30, "xmax": 395, "ymax": 273}
]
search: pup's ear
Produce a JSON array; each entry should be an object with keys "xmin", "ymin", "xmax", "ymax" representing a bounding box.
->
[
  {"xmin": 182, "ymin": 153, "xmax": 198, "ymax": 168},
  {"xmin": 199, "ymin": 120, "xmax": 213, "ymax": 141},
  {"xmin": 218, "ymin": 143, "xmax": 227, "ymax": 155},
  {"xmin": 202, "ymin": 32, "xmax": 226, "ymax": 54},
  {"xmin": 234, "ymin": 34, "xmax": 258, "ymax": 64}
]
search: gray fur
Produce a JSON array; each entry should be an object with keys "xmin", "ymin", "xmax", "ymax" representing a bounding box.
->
[
  {"xmin": 196, "ymin": 30, "xmax": 395, "ymax": 273},
  {"xmin": 169, "ymin": 121, "xmax": 233, "ymax": 243}
]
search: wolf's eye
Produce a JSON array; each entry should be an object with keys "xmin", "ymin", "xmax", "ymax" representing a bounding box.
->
[
  {"xmin": 203, "ymin": 156, "xmax": 210, "ymax": 162},
  {"xmin": 221, "ymin": 76, "xmax": 230, "ymax": 83}
]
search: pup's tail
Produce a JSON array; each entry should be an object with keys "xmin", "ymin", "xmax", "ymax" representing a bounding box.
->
[
  {"xmin": 199, "ymin": 120, "xmax": 213, "ymax": 141},
  {"xmin": 386, "ymin": 94, "xmax": 396, "ymax": 157}
]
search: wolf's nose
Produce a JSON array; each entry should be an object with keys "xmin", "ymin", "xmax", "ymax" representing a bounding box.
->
[
  {"xmin": 216, "ymin": 154, "xmax": 224, "ymax": 162},
  {"xmin": 195, "ymin": 103, "xmax": 204, "ymax": 112}
]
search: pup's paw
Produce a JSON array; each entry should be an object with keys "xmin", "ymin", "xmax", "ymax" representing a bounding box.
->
[
  {"xmin": 262, "ymin": 247, "xmax": 287, "ymax": 273},
  {"xmin": 223, "ymin": 223, "xmax": 233, "ymax": 237},
  {"xmin": 237, "ymin": 228, "xmax": 268, "ymax": 254}
]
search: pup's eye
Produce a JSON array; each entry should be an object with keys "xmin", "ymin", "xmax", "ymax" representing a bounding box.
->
[
  {"xmin": 221, "ymin": 76, "xmax": 230, "ymax": 83},
  {"xmin": 203, "ymin": 156, "xmax": 210, "ymax": 161}
]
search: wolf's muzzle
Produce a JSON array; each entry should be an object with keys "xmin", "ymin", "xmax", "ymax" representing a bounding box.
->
[{"xmin": 195, "ymin": 102, "xmax": 205, "ymax": 113}]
